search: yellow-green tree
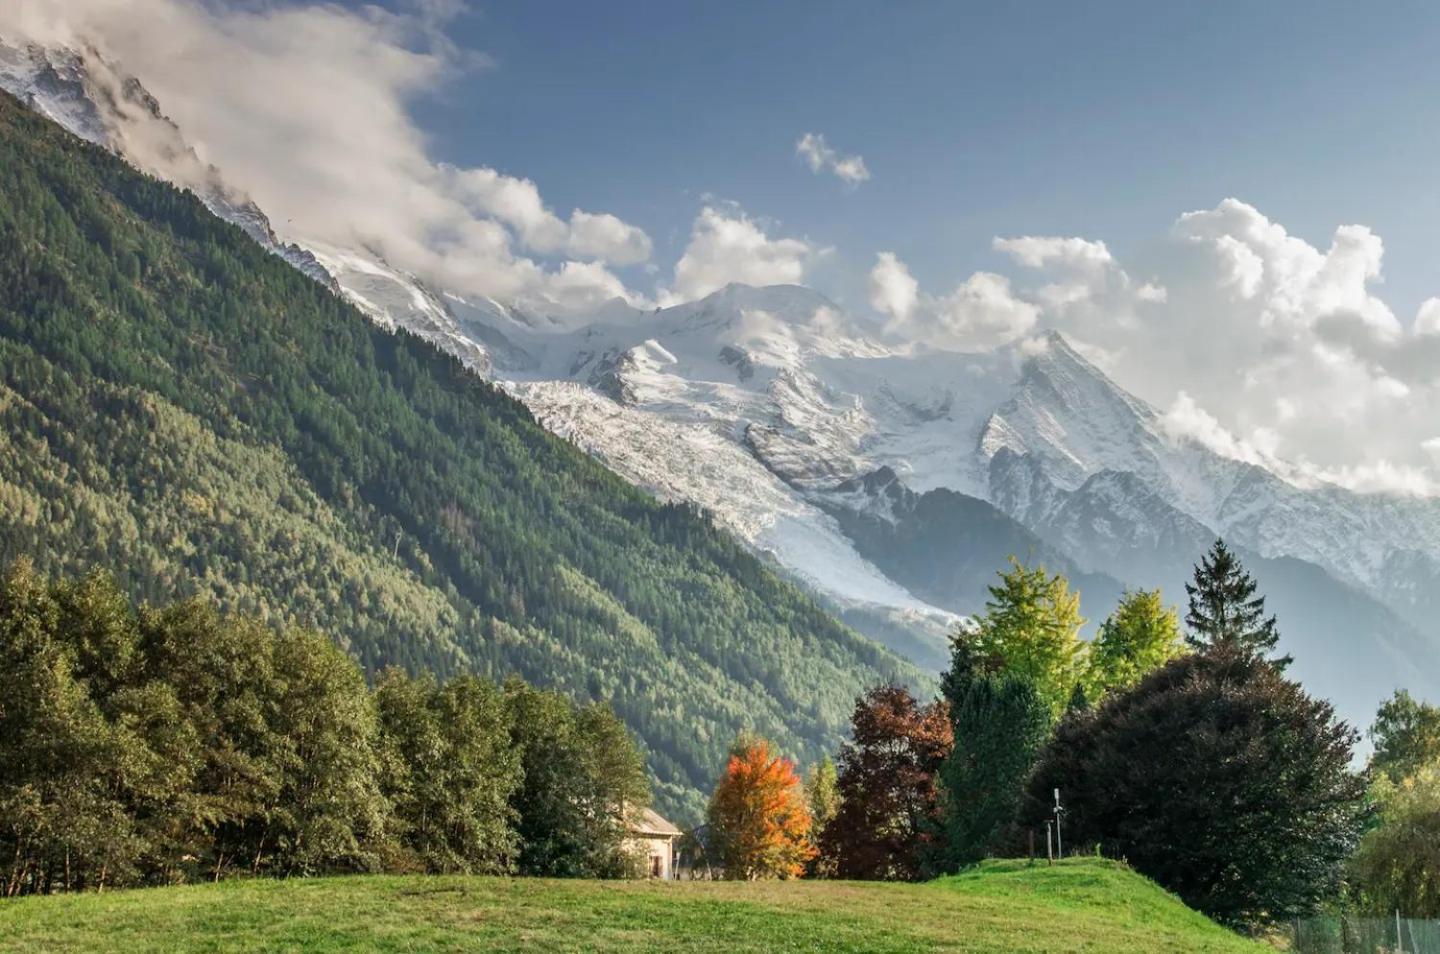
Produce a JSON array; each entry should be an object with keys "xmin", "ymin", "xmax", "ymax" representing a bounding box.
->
[
  {"xmin": 1349, "ymin": 764, "xmax": 1440, "ymax": 917},
  {"xmin": 968, "ymin": 559, "xmax": 1084, "ymax": 716},
  {"xmin": 1086, "ymin": 589, "xmax": 1184, "ymax": 698}
]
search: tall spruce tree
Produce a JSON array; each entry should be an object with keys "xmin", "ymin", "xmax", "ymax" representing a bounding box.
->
[{"xmin": 1184, "ymin": 539, "xmax": 1289, "ymax": 667}]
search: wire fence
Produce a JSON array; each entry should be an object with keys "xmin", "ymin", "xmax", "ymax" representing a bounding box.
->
[{"xmin": 1287, "ymin": 915, "xmax": 1440, "ymax": 954}]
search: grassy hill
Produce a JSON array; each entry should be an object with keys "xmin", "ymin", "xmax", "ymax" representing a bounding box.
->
[
  {"xmin": 0, "ymin": 859, "xmax": 1263, "ymax": 952},
  {"xmin": 0, "ymin": 89, "xmax": 923, "ymax": 819}
]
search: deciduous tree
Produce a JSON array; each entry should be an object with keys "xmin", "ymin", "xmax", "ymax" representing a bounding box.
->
[
  {"xmin": 1368, "ymin": 689, "xmax": 1440, "ymax": 783},
  {"xmin": 706, "ymin": 735, "xmax": 814, "ymax": 880},
  {"xmin": 1086, "ymin": 588, "xmax": 1184, "ymax": 698},
  {"xmin": 821, "ymin": 686, "xmax": 950, "ymax": 880},
  {"xmin": 967, "ymin": 559, "xmax": 1084, "ymax": 716},
  {"xmin": 1349, "ymin": 764, "xmax": 1440, "ymax": 917},
  {"xmin": 1023, "ymin": 645, "xmax": 1365, "ymax": 928}
]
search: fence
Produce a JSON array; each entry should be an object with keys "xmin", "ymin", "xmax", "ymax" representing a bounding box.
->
[{"xmin": 1288, "ymin": 915, "xmax": 1440, "ymax": 954}]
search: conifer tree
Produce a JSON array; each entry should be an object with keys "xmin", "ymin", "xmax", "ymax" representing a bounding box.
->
[
  {"xmin": 935, "ymin": 635, "xmax": 1051, "ymax": 871},
  {"xmin": 1184, "ymin": 539, "xmax": 1289, "ymax": 667}
]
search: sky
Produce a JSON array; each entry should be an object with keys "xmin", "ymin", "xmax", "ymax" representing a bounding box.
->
[
  {"xmin": 6, "ymin": 0, "xmax": 1440, "ymax": 493},
  {"xmin": 404, "ymin": 1, "xmax": 1440, "ymax": 318}
]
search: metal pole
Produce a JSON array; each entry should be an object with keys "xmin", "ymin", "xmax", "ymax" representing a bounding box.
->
[
  {"xmin": 1053, "ymin": 788, "xmax": 1063, "ymax": 859},
  {"xmin": 1045, "ymin": 821, "xmax": 1053, "ymax": 863},
  {"xmin": 1396, "ymin": 909, "xmax": 1403, "ymax": 954}
]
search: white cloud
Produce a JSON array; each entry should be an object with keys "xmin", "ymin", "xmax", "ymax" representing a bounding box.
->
[
  {"xmin": 0, "ymin": 0, "xmax": 652, "ymax": 308},
  {"xmin": 870, "ymin": 199, "xmax": 1440, "ymax": 493},
  {"xmin": 1159, "ymin": 391, "xmax": 1272, "ymax": 468},
  {"xmin": 1416, "ymin": 298, "xmax": 1440, "ymax": 337},
  {"xmin": 988, "ymin": 199, "xmax": 1438, "ymax": 494},
  {"xmin": 796, "ymin": 132, "xmax": 871, "ymax": 187},
  {"xmin": 870, "ymin": 254, "xmax": 1037, "ymax": 351},
  {"xmin": 994, "ymin": 236, "xmax": 1115, "ymax": 274},
  {"xmin": 663, "ymin": 206, "xmax": 819, "ymax": 304},
  {"xmin": 868, "ymin": 252, "xmax": 918, "ymax": 321}
]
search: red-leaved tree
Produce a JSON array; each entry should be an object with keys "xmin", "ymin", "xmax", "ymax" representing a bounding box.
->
[
  {"xmin": 706, "ymin": 735, "xmax": 815, "ymax": 880},
  {"xmin": 820, "ymin": 684, "xmax": 952, "ymax": 880}
]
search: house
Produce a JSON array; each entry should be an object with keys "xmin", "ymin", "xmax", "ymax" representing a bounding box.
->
[{"xmin": 626, "ymin": 806, "xmax": 682, "ymax": 879}]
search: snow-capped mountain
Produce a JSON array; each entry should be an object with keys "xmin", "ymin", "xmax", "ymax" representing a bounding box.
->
[
  {"xmin": 0, "ymin": 39, "xmax": 333, "ymax": 289},
  {"xmin": 8, "ymin": 37, "xmax": 1439, "ymax": 732}
]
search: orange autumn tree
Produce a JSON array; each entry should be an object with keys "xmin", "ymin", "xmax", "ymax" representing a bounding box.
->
[{"xmin": 706, "ymin": 734, "xmax": 816, "ymax": 880}]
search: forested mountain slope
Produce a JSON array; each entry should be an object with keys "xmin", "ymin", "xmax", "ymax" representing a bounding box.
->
[{"xmin": 0, "ymin": 91, "xmax": 919, "ymax": 819}]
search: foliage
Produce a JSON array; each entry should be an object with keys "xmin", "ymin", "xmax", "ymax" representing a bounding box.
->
[
  {"xmin": 935, "ymin": 638, "xmax": 1051, "ymax": 871},
  {"xmin": 373, "ymin": 671, "xmax": 519, "ymax": 875},
  {"xmin": 1086, "ymin": 588, "xmax": 1184, "ymax": 698},
  {"xmin": 706, "ymin": 736, "xmax": 815, "ymax": 880},
  {"xmin": 0, "ymin": 90, "xmax": 920, "ymax": 819},
  {"xmin": 1184, "ymin": 540, "xmax": 1289, "ymax": 667},
  {"xmin": 0, "ymin": 859, "xmax": 1268, "ymax": 953},
  {"xmin": 1023, "ymin": 645, "xmax": 1366, "ymax": 928},
  {"xmin": 505, "ymin": 679, "xmax": 650, "ymax": 879},
  {"xmin": 965, "ymin": 559, "xmax": 1085, "ymax": 716},
  {"xmin": 802, "ymin": 757, "xmax": 838, "ymax": 877},
  {"xmin": 819, "ymin": 685, "xmax": 951, "ymax": 880},
  {"xmin": 0, "ymin": 562, "xmax": 650, "ymax": 895},
  {"xmin": 1368, "ymin": 689, "xmax": 1440, "ymax": 784},
  {"xmin": 1348, "ymin": 764, "xmax": 1440, "ymax": 917}
]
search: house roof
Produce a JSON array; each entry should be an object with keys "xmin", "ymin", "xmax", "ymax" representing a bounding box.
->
[{"xmin": 628, "ymin": 806, "xmax": 681, "ymax": 838}]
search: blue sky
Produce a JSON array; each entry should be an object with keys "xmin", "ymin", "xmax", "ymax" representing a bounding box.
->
[{"xmin": 399, "ymin": 0, "xmax": 1440, "ymax": 318}]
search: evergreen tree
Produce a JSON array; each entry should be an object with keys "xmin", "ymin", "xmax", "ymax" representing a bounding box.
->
[
  {"xmin": 935, "ymin": 637, "xmax": 1051, "ymax": 871},
  {"xmin": 1087, "ymin": 588, "xmax": 1184, "ymax": 697},
  {"xmin": 1184, "ymin": 539, "xmax": 1289, "ymax": 667},
  {"xmin": 967, "ymin": 559, "xmax": 1085, "ymax": 716}
]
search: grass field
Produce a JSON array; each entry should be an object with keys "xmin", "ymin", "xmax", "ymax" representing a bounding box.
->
[{"xmin": 0, "ymin": 858, "xmax": 1264, "ymax": 952}]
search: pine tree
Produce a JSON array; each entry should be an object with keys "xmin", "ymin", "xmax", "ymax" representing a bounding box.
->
[{"xmin": 1184, "ymin": 539, "xmax": 1289, "ymax": 667}]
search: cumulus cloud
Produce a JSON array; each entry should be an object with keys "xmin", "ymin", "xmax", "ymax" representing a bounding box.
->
[
  {"xmin": 865, "ymin": 199, "xmax": 1440, "ymax": 493},
  {"xmin": 868, "ymin": 252, "xmax": 918, "ymax": 321},
  {"xmin": 993, "ymin": 200, "xmax": 1440, "ymax": 493},
  {"xmin": 869, "ymin": 254, "xmax": 1038, "ymax": 351},
  {"xmin": 0, "ymin": 0, "xmax": 652, "ymax": 308},
  {"xmin": 662, "ymin": 206, "xmax": 821, "ymax": 304},
  {"xmin": 795, "ymin": 132, "xmax": 870, "ymax": 187}
]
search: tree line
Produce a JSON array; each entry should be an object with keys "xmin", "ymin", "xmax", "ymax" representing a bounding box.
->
[
  {"xmin": 0, "ymin": 560, "xmax": 651, "ymax": 896},
  {"xmin": 700, "ymin": 540, "xmax": 1440, "ymax": 932}
]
